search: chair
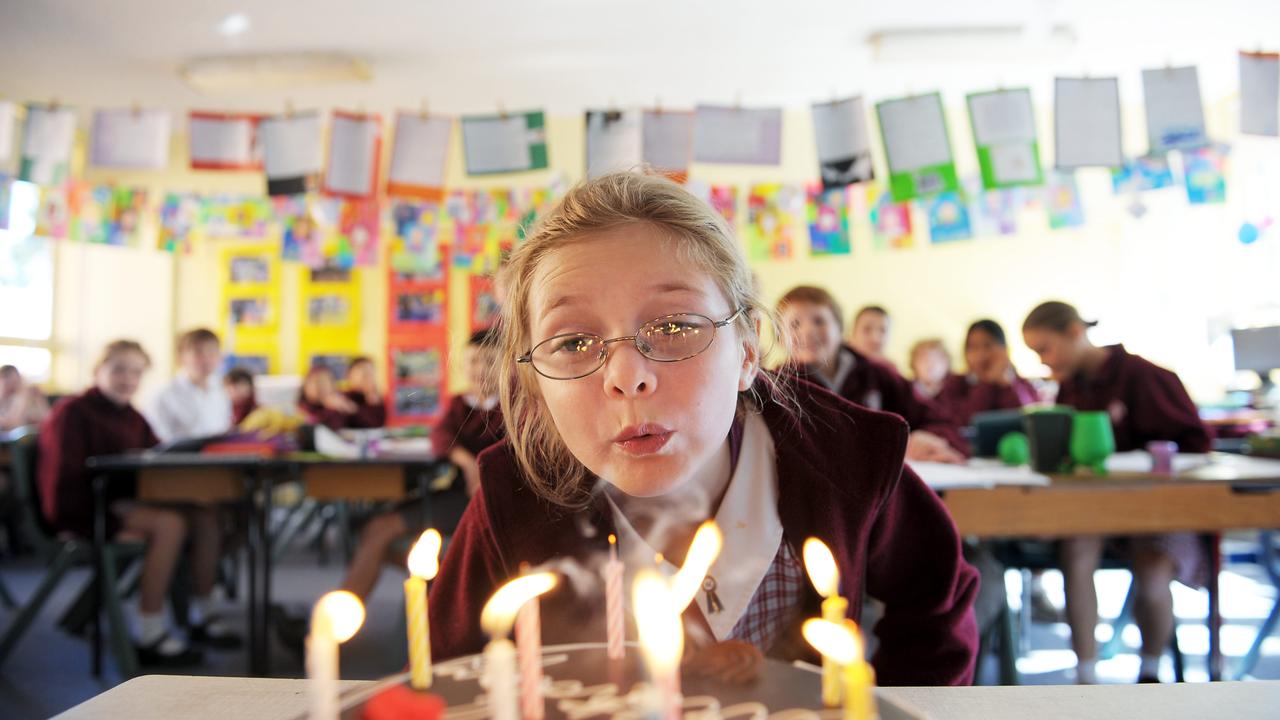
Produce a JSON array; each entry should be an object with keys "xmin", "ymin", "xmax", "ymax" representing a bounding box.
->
[
  {"xmin": 1233, "ymin": 531, "xmax": 1280, "ymax": 679},
  {"xmin": 0, "ymin": 435, "xmax": 143, "ymax": 678}
]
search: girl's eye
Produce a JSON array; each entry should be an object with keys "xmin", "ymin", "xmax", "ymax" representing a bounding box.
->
[{"xmin": 552, "ymin": 336, "xmax": 594, "ymax": 354}]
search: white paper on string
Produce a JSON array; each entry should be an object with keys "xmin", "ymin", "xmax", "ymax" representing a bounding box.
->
[
  {"xmin": 968, "ymin": 89, "xmax": 1036, "ymax": 145},
  {"xmin": 0, "ymin": 101, "xmax": 14, "ymax": 165},
  {"xmin": 585, "ymin": 109, "xmax": 643, "ymax": 178},
  {"xmin": 1142, "ymin": 66, "xmax": 1207, "ymax": 152},
  {"xmin": 388, "ymin": 113, "xmax": 450, "ymax": 190},
  {"xmin": 189, "ymin": 113, "xmax": 260, "ymax": 169},
  {"xmin": 812, "ymin": 96, "xmax": 871, "ymax": 162},
  {"xmin": 641, "ymin": 110, "xmax": 692, "ymax": 173},
  {"xmin": 21, "ymin": 105, "xmax": 76, "ymax": 184},
  {"xmin": 324, "ymin": 113, "xmax": 379, "ymax": 196},
  {"xmin": 462, "ymin": 114, "xmax": 535, "ymax": 174},
  {"xmin": 90, "ymin": 108, "xmax": 171, "ymax": 169},
  {"xmin": 261, "ymin": 112, "xmax": 323, "ymax": 179},
  {"xmin": 877, "ymin": 94, "xmax": 953, "ymax": 173},
  {"xmin": 1240, "ymin": 52, "xmax": 1280, "ymax": 137},
  {"xmin": 1054, "ymin": 77, "xmax": 1124, "ymax": 168},
  {"xmin": 692, "ymin": 105, "xmax": 783, "ymax": 165}
]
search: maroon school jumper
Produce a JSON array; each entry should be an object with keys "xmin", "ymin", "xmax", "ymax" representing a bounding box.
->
[
  {"xmin": 935, "ymin": 372, "xmax": 1038, "ymax": 426},
  {"xmin": 783, "ymin": 345, "xmax": 970, "ymax": 455},
  {"xmin": 1058, "ymin": 344, "xmax": 1212, "ymax": 586},
  {"xmin": 428, "ymin": 377, "xmax": 980, "ymax": 686},
  {"xmin": 342, "ymin": 390, "xmax": 388, "ymax": 429},
  {"xmin": 37, "ymin": 387, "xmax": 160, "ymax": 539},
  {"xmin": 230, "ymin": 396, "xmax": 258, "ymax": 426},
  {"xmin": 429, "ymin": 395, "xmax": 504, "ymax": 458}
]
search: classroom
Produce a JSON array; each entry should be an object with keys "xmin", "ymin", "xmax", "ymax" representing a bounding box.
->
[{"xmin": 0, "ymin": 1, "xmax": 1278, "ymax": 718}]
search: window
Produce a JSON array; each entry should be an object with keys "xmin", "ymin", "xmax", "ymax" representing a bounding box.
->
[{"xmin": 0, "ymin": 180, "xmax": 55, "ymax": 382}]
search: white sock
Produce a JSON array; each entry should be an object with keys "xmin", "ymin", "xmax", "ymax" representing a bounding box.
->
[
  {"xmin": 137, "ymin": 612, "xmax": 168, "ymax": 645},
  {"xmin": 1139, "ymin": 654, "xmax": 1161, "ymax": 679},
  {"xmin": 1076, "ymin": 658, "xmax": 1098, "ymax": 685},
  {"xmin": 190, "ymin": 596, "xmax": 210, "ymax": 626}
]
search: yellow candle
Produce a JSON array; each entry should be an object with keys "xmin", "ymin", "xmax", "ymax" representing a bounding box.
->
[
  {"xmin": 405, "ymin": 529, "xmax": 442, "ymax": 690},
  {"xmin": 802, "ymin": 618, "xmax": 877, "ymax": 720},
  {"xmin": 308, "ymin": 591, "xmax": 365, "ymax": 720},
  {"xmin": 803, "ymin": 537, "xmax": 845, "ymax": 707}
]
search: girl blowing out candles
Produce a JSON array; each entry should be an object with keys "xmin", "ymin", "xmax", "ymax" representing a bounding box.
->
[{"xmin": 428, "ymin": 172, "xmax": 979, "ymax": 685}]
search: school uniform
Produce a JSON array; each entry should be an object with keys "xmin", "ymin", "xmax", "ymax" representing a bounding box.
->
[
  {"xmin": 342, "ymin": 390, "xmax": 388, "ymax": 429},
  {"xmin": 230, "ymin": 396, "xmax": 257, "ymax": 426},
  {"xmin": 935, "ymin": 372, "xmax": 1038, "ymax": 427},
  {"xmin": 783, "ymin": 345, "xmax": 970, "ymax": 455},
  {"xmin": 146, "ymin": 374, "xmax": 233, "ymax": 442},
  {"xmin": 429, "ymin": 377, "xmax": 980, "ymax": 686},
  {"xmin": 1057, "ymin": 344, "xmax": 1213, "ymax": 587},
  {"xmin": 429, "ymin": 394, "xmax": 504, "ymax": 458},
  {"xmin": 38, "ymin": 388, "xmax": 160, "ymax": 539},
  {"xmin": 297, "ymin": 398, "xmax": 352, "ymax": 432}
]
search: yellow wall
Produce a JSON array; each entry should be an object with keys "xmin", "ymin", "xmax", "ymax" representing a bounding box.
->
[{"xmin": 53, "ymin": 97, "xmax": 1280, "ymax": 406}]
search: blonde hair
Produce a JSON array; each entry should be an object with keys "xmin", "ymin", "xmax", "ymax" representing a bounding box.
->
[
  {"xmin": 909, "ymin": 338, "xmax": 951, "ymax": 371},
  {"xmin": 95, "ymin": 340, "xmax": 151, "ymax": 371},
  {"xmin": 496, "ymin": 171, "xmax": 787, "ymax": 508}
]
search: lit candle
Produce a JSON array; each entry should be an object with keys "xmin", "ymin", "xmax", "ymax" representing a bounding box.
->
[
  {"xmin": 604, "ymin": 534, "xmax": 625, "ymax": 660},
  {"xmin": 516, "ymin": 563, "xmax": 545, "ymax": 720},
  {"xmin": 634, "ymin": 569, "xmax": 683, "ymax": 720},
  {"xmin": 804, "ymin": 537, "xmax": 847, "ymax": 708},
  {"xmin": 308, "ymin": 590, "xmax": 366, "ymax": 720},
  {"xmin": 670, "ymin": 521, "xmax": 723, "ymax": 611},
  {"xmin": 802, "ymin": 619, "xmax": 877, "ymax": 720},
  {"xmin": 480, "ymin": 572, "xmax": 558, "ymax": 720},
  {"xmin": 405, "ymin": 528, "xmax": 442, "ymax": 690}
]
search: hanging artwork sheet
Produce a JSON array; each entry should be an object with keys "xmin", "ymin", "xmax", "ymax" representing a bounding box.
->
[
  {"xmin": 744, "ymin": 183, "xmax": 801, "ymax": 260},
  {"xmin": 806, "ymin": 185, "xmax": 851, "ymax": 256}
]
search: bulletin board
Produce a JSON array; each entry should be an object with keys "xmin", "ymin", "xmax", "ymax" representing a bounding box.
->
[
  {"xmin": 298, "ymin": 264, "xmax": 363, "ymax": 375},
  {"xmin": 219, "ymin": 241, "xmax": 282, "ymax": 374},
  {"xmin": 386, "ymin": 248, "xmax": 450, "ymax": 427}
]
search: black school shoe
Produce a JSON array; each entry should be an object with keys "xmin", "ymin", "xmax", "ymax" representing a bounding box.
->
[
  {"xmin": 136, "ymin": 632, "xmax": 204, "ymax": 668},
  {"xmin": 270, "ymin": 603, "xmax": 307, "ymax": 659},
  {"xmin": 189, "ymin": 615, "xmax": 244, "ymax": 649}
]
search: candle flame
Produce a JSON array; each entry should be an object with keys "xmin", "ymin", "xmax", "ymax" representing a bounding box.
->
[
  {"xmin": 480, "ymin": 572, "xmax": 558, "ymax": 638},
  {"xmin": 670, "ymin": 521, "xmax": 722, "ymax": 610},
  {"xmin": 802, "ymin": 619, "xmax": 863, "ymax": 666},
  {"xmin": 633, "ymin": 569, "xmax": 684, "ymax": 670},
  {"xmin": 407, "ymin": 528, "xmax": 443, "ymax": 580},
  {"xmin": 803, "ymin": 537, "xmax": 839, "ymax": 598},
  {"xmin": 313, "ymin": 590, "xmax": 365, "ymax": 643}
]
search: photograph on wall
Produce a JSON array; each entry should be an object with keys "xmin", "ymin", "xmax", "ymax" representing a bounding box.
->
[
  {"xmin": 229, "ymin": 298, "xmax": 271, "ymax": 327},
  {"xmin": 307, "ymin": 295, "xmax": 353, "ymax": 326},
  {"xmin": 395, "ymin": 288, "xmax": 446, "ymax": 324}
]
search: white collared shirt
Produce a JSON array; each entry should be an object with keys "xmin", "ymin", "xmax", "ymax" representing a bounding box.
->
[
  {"xmin": 608, "ymin": 411, "xmax": 783, "ymax": 641},
  {"xmin": 146, "ymin": 373, "xmax": 234, "ymax": 442}
]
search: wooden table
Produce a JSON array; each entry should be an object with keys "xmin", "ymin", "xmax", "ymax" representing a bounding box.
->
[{"xmin": 53, "ymin": 674, "xmax": 1280, "ymax": 720}]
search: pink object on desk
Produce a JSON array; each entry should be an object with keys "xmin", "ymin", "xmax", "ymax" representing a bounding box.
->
[{"xmin": 1147, "ymin": 441, "xmax": 1178, "ymax": 473}]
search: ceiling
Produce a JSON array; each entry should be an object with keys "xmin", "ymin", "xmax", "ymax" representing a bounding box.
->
[{"xmin": 0, "ymin": 0, "xmax": 1275, "ymax": 121}]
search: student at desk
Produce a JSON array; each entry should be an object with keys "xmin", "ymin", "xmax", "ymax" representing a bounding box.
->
[
  {"xmin": 1022, "ymin": 301, "xmax": 1211, "ymax": 684},
  {"xmin": 936, "ymin": 320, "xmax": 1039, "ymax": 426}
]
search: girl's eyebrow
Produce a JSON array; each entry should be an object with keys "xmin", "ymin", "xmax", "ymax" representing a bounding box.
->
[{"xmin": 541, "ymin": 283, "xmax": 705, "ymax": 316}]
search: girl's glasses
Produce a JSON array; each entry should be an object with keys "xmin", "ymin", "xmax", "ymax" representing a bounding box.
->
[{"xmin": 518, "ymin": 308, "xmax": 746, "ymax": 380}]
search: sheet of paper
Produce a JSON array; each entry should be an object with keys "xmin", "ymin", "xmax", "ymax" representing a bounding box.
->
[
  {"xmin": 90, "ymin": 108, "xmax": 171, "ymax": 169},
  {"xmin": 968, "ymin": 89, "xmax": 1036, "ymax": 145},
  {"xmin": 585, "ymin": 109, "xmax": 643, "ymax": 178},
  {"xmin": 1142, "ymin": 66, "xmax": 1207, "ymax": 152},
  {"xmin": 324, "ymin": 112, "xmax": 380, "ymax": 198},
  {"xmin": 811, "ymin": 96, "xmax": 873, "ymax": 187},
  {"xmin": 1240, "ymin": 51, "xmax": 1280, "ymax": 137},
  {"xmin": 189, "ymin": 113, "xmax": 260, "ymax": 169},
  {"xmin": 911, "ymin": 459, "xmax": 1051, "ymax": 490},
  {"xmin": 461, "ymin": 112, "xmax": 547, "ymax": 175},
  {"xmin": 261, "ymin": 112, "xmax": 323, "ymax": 179},
  {"xmin": 641, "ymin": 110, "xmax": 693, "ymax": 175},
  {"xmin": 20, "ymin": 104, "xmax": 76, "ymax": 185},
  {"xmin": 877, "ymin": 94, "xmax": 953, "ymax": 172},
  {"xmin": 693, "ymin": 105, "xmax": 783, "ymax": 165},
  {"xmin": 387, "ymin": 112, "xmax": 450, "ymax": 193},
  {"xmin": 1054, "ymin": 77, "xmax": 1124, "ymax": 168},
  {"xmin": 0, "ymin": 101, "xmax": 15, "ymax": 165}
]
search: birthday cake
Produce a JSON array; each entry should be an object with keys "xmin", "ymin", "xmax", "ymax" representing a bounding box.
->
[{"xmin": 337, "ymin": 643, "xmax": 925, "ymax": 720}]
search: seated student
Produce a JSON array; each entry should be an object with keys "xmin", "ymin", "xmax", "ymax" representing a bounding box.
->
[
  {"xmin": 1022, "ymin": 301, "xmax": 1211, "ymax": 684},
  {"xmin": 850, "ymin": 305, "xmax": 894, "ymax": 368},
  {"xmin": 297, "ymin": 365, "xmax": 358, "ymax": 431},
  {"xmin": 429, "ymin": 172, "xmax": 978, "ymax": 684},
  {"xmin": 223, "ymin": 367, "xmax": 257, "ymax": 426},
  {"xmin": 776, "ymin": 286, "xmax": 967, "ymax": 463},
  {"xmin": 146, "ymin": 328, "xmax": 232, "ymax": 442},
  {"xmin": 431, "ymin": 328, "xmax": 504, "ymax": 496},
  {"xmin": 38, "ymin": 341, "xmax": 239, "ymax": 666},
  {"xmin": 936, "ymin": 319, "xmax": 1039, "ymax": 426},
  {"xmin": 342, "ymin": 357, "xmax": 388, "ymax": 429},
  {"xmin": 909, "ymin": 339, "xmax": 952, "ymax": 400},
  {"xmin": 0, "ymin": 364, "xmax": 51, "ymax": 431}
]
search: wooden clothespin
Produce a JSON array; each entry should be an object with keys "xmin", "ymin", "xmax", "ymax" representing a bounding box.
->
[
  {"xmin": 733, "ymin": 91, "xmax": 743, "ymax": 111},
  {"xmin": 418, "ymin": 98, "xmax": 429, "ymax": 120},
  {"xmin": 654, "ymin": 96, "xmax": 663, "ymax": 115},
  {"xmin": 284, "ymin": 99, "xmax": 295, "ymax": 119},
  {"xmin": 49, "ymin": 97, "xmax": 60, "ymax": 112},
  {"xmin": 497, "ymin": 101, "xmax": 508, "ymax": 119},
  {"xmin": 131, "ymin": 100, "xmax": 142, "ymax": 118}
]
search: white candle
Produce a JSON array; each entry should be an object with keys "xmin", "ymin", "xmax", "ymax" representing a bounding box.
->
[
  {"xmin": 307, "ymin": 590, "xmax": 366, "ymax": 720},
  {"xmin": 605, "ymin": 534, "xmax": 625, "ymax": 660},
  {"xmin": 480, "ymin": 572, "xmax": 558, "ymax": 720},
  {"xmin": 634, "ymin": 569, "xmax": 683, "ymax": 720}
]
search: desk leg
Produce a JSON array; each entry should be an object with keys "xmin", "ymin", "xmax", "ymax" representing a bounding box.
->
[
  {"xmin": 1207, "ymin": 533, "xmax": 1222, "ymax": 681},
  {"xmin": 246, "ymin": 472, "xmax": 262, "ymax": 676},
  {"xmin": 259, "ymin": 472, "xmax": 274, "ymax": 677}
]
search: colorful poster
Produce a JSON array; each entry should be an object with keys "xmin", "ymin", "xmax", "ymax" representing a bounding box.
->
[
  {"xmin": 868, "ymin": 184, "xmax": 914, "ymax": 250},
  {"xmin": 1045, "ymin": 171, "xmax": 1086, "ymax": 229},
  {"xmin": 516, "ymin": 180, "xmax": 566, "ymax": 241},
  {"xmin": 461, "ymin": 111, "xmax": 548, "ymax": 175},
  {"xmin": 74, "ymin": 186, "xmax": 147, "ymax": 246},
  {"xmin": 338, "ymin": 198, "xmax": 381, "ymax": 267},
  {"xmin": 925, "ymin": 191, "xmax": 972, "ymax": 243},
  {"xmin": 1183, "ymin": 145, "xmax": 1228, "ymax": 205},
  {"xmin": 967, "ymin": 89, "xmax": 1043, "ymax": 189},
  {"xmin": 1111, "ymin": 155, "xmax": 1176, "ymax": 194},
  {"xmin": 875, "ymin": 93, "xmax": 960, "ymax": 201},
  {"xmin": 159, "ymin": 193, "xmax": 202, "ymax": 253},
  {"xmin": 275, "ymin": 195, "xmax": 322, "ymax": 266},
  {"xmin": 35, "ymin": 183, "xmax": 75, "ymax": 239},
  {"xmin": 444, "ymin": 189, "xmax": 517, "ymax": 272},
  {"xmin": 202, "ymin": 196, "xmax": 271, "ymax": 238},
  {"xmin": 745, "ymin": 183, "xmax": 801, "ymax": 260},
  {"xmin": 968, "ymin": 181, "xmax": 1019, "ymax": 237},
  {"xmin": 390, "ymin": 200, "xmax": 443, "ymax": 275},
  {"xmin": 806, "ymin": 185, "xmax": 851, "ymax": 256},
  {"xmin": 686, "ymin": 180, "xmax": 738, "ymax": 227}
]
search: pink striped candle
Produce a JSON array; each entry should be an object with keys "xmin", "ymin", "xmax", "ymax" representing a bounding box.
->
[
  {"xmin": 605, "ymin": 534, "xmax": 625, "ymax": 660},
  {"xmin": 516, "ymin": 579, "xmax": 544, "ymax": 720}
]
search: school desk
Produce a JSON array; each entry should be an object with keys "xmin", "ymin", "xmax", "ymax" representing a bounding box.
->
[
  {"xmin": 85, "ymin": 453, "xmax": 442, "ymax": 678},
  {"xmin": 929, "ymin": 452, "xmax": 1280, "ymax": 682},
  {"xmin": 53, "ymin": 673, "xmax": 1280, "ymax": 720}
]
